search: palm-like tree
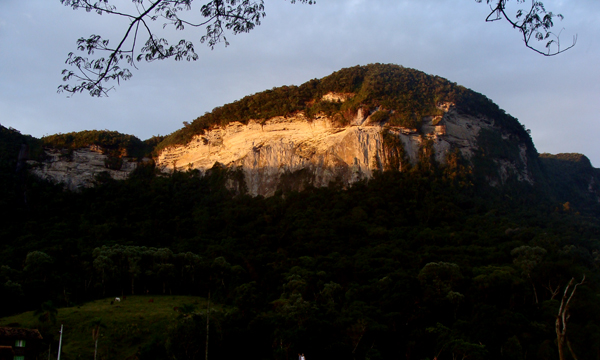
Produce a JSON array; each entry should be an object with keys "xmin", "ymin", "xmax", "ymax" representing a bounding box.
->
[
  {"xmin": 34, "ymin": 301, "xmax": 57, "ymax": 324},
  {"xmin": 90, "ymin": 318, "xmax": 106, "ymax": 360}
]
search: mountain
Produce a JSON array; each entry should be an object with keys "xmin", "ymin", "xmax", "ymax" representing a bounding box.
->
[
  {"xmin": 18, "ymin": 64, "xmax": 599, "ymax": 206},
  {"xmin": 155, "ymin": 64, "xmax": 538, "ymax": 196}
]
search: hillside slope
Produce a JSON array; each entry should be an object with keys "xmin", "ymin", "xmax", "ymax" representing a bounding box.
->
[{"xmin": 0, "ymin": 296, "xmax": 211, "ymax": 360}]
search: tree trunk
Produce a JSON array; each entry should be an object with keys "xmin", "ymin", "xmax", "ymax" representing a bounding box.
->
[
  {"xmin": 528, "ymin": 274, "xmax": 539, "ymax": 304},
  {"xmin": 556, "ymin": 331, "xmax": 566, "ymax": 360},
  {"xmin": 206, "ymin": 290, "xmax": 210, "ymax": 360},
  {"xmin": 94, "ymin": 338, "xmax": 98, "ymax": 360},
  {"xmin": 567, "ymin": 338, "xmax": 579, "ymax": 360},
  {"xmin": 556, "ymin": 276, "xmax": 585, "ymax": 360}
]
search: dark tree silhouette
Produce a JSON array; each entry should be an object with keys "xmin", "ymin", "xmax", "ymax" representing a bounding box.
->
[
  {"xmin": 34, "ymin": 301, "xmax": 58, "ymax": 325},
  {"xmin": 58, "ymin": 0, "xmax": 574, "ymax": 97},
  {"xmin": 58, "ymin": 0, "xmax": 314, "ymax": 97},
  {"xmin": 477, "ymin": 0, "xmax": 576, "ymax": 56}
]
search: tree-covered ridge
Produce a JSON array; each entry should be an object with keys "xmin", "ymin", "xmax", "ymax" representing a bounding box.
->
[
  {"xmin": 156, "ymin": 64, "xmax": 532, "ymax": 152},
  {"xmin": 540, "ymin": 152, "xmax": 595, "ymax": 169},
  {"xmin": 539, "ymin": 153, "xmax": 600, "ymax": 211},
  {"xmin": 0, "ymin": 125, "xmax": 44, "ymax": 209},
  {"xmin": 0, "ymin": 125, "xmax": 43, "ymax": 165},
  {"xmin": 41, "ymin": 130, "xmax": 157, "ymax": 158}
]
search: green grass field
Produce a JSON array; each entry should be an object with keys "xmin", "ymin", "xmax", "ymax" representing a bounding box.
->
[{"xmin": 0, "ymin": 295, "xmax": 211, "ymax": 360}]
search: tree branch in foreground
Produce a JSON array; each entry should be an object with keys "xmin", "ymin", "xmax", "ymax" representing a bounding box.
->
[
  {"xmin": 58, "ymin": 0, "xmax": 314, "ymax": 97},
  {"xmin": 59, "ymin": 0, "xmax": 572, "ymax": 97},
  {"xmin": 477, "ymin": 0, "xmax": 576, "ymax": 56}
]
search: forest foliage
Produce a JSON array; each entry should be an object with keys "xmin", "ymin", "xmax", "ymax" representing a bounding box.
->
[
  {"xmin": 1, "ymin": 139, "xmax": 600, "ymax": 360},
  {"xmin": 41, "ymin": 130, "xmax": 156, "ymax": 159}
]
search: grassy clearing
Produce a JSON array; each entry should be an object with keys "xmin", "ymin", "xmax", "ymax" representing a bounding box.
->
[{"xmin": 0, "ymin": 295, "xmax": 209, "ymax": 360}]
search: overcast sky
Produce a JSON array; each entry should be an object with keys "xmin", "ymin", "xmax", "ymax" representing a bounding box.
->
[{"xmin": 1, "ymin": 0, "xmax": 599, "ymax": 165}]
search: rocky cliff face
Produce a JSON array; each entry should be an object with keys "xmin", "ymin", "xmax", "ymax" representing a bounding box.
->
[
  {"xmin": 25, "ymin": 103, "xmax": 536, "ymax": 196},
  {"xmin": 27, "ymin": 145, "xmax": 142, "ymax": 191},
  {"xmin": 155, "ymin": 98, "xmax": 535, "ymax": 197}
]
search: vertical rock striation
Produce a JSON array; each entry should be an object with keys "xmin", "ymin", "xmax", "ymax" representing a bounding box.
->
[
  {"xmin": 155, "ymin": 103, "xmax": 534, "ymax": 197},
  {"xmin": 27, "ymin": 146, "xmax": 140, "ymax": 191}
]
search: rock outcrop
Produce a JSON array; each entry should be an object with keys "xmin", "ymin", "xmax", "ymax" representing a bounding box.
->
[
  {"xmin": 27, "ymin": 145, "xmax": 141, "ymax": 191},
  {"xmin": 156, "ymin": 101, "xmax": 535, "ymax": 197}
]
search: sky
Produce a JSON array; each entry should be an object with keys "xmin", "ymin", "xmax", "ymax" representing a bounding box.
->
[{"xmin": 1, "ymin": 0, "xmax": 599, "ymax": 165}]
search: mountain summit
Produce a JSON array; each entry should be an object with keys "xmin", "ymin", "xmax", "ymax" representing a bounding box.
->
[{"xmin": 154, "ymin": 64, "xmax": 537, "ymax": 196}]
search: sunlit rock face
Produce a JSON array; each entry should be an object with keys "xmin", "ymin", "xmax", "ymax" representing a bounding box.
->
[
  {"xmin": 158, "ymin": 115, "xmax": 383, "ymax": 196},
  {"xmin": 26, "ymin": 99, "xmax": 535, "ymax": 196},
  {"xmin": 27, "ymin": 146, "xmax": 139, "ymax": 191},
  {"xmin": 155, "ymin": 102, "xmax": 535, "ymax": 197}
]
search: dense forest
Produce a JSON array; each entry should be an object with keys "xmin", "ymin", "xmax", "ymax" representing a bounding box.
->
[{"xmin": 1, "ymin": 121, "xmax": 600, "ymax": 360}]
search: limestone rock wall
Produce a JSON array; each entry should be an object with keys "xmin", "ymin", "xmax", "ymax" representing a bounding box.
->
[
  {"xmin": 155, "ymin": 105, "xmax": 533, "ymax": 196},
  {"xmin": 157, "ymin": 114, "xmax": 394, "ymax": 196},
  {"xmin": 27, "ymin": 147, "xmax": 140, "ymax": 191},
  {"xmin": 26, "ymin": 106, "xmax": 535, "ymax": 195}
]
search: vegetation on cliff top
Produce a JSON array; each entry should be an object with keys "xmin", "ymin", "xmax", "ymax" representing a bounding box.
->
[
  {"xmin": 0, "ymin": 125, "xmax": 43, "ymax": 164},
  {"xmin": 41, "ymin": 130, "xmax": 161, "ymax": 158},
  {"xmin": 539, "ymin": 153, "xmax": 600, "ymax": 207},
  {"xmin": 155, "ymin": 64, "xmax": 532, "ymax": 153}
]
